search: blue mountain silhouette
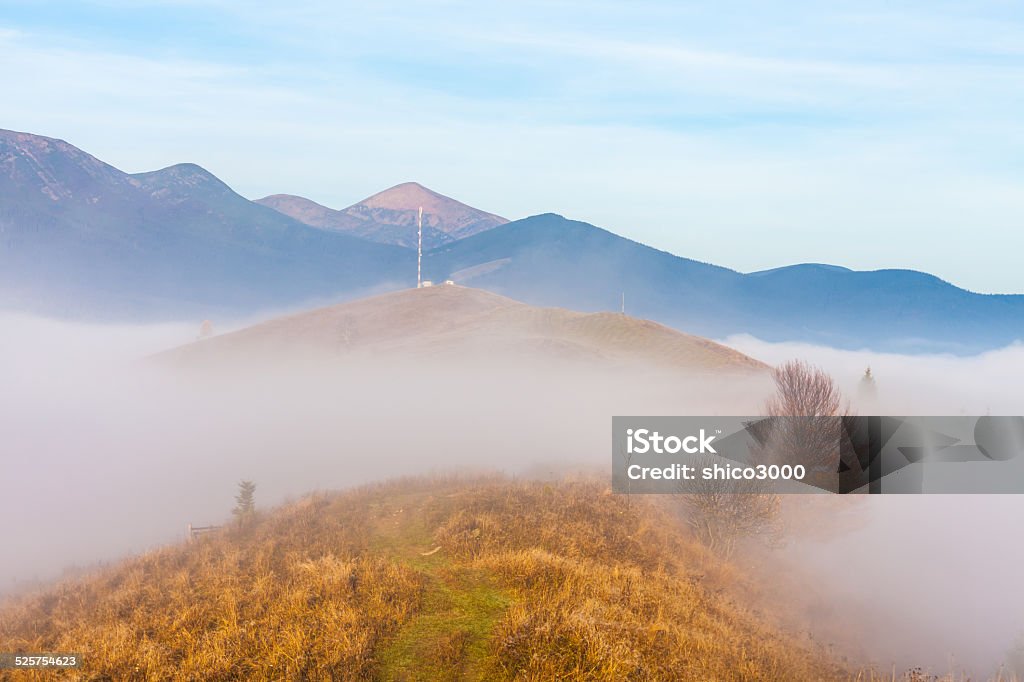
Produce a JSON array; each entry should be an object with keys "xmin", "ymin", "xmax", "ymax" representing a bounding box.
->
[{"xmin": 2, "ymin": 129, "xmax": 1020, "ymax": 353}]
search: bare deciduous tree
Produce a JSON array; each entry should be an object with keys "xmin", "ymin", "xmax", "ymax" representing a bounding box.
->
[
  {"xmin": 680, "ymin": 360, "xmax": 852, "ymax": 555},
  {"xmin": 679, "ymin": 456, "xmax": 782, "ymax": 559},
  {"xmin": 761, "ymin": 360, "xmax": 851, "ymax": 478},
  {"xmin": 766, "ymin": 359, "xmax": 844, "ymax": 418}
]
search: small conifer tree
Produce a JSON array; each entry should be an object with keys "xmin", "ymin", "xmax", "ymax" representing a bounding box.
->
[
  {"xmin": 233, "ymin": 480, "xmax": 256, "ymax": 525},
  {"xmin": 858, "ymin": 366, "xmax": 878, "ymax": 405}
]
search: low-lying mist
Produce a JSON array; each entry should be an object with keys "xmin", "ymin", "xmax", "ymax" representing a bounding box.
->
[
  {"xmin": 724, "ymin": 333, "xmax": 1024, "ymax": 415},
  {"xmin": 0, "ymin": 311, "xmax": 765, "ymax": 589},
  {"xmin": 1, "ymin": 312, "xmax": 1022, "ymax": 677},
  {"xmin": 724, "ymin": 333, "xmax": 1024, "ymax": 678}
]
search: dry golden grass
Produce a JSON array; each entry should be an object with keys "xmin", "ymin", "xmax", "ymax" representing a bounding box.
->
[
  {"xmin": 0, "ymin": 475, "xmax": 979, "ymax": 681},
  {"xmin": 0, "ymin": 495, "xmax": 421, "ymax": 680}
]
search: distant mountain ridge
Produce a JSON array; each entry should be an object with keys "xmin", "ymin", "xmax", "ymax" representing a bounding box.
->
[
  {"xmin": 256, "ymin": 182, "xmax": 508, "ymax": 249},
  {"xmin": 0, "ymin": 129, "xmax": 412, "ymax": 317},
  {"xmin": 132, "ymin": 163, "xmax": 237, "ymax": 203},
  {"xmin": 421, "ymin": 214, "xmax": 1024, "ymax": 354},
  {"xmin": 2, "ymin": 127, "xmax": 1022, "ymax": 354}
]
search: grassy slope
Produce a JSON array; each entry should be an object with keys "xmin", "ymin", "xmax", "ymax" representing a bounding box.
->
[
  {"xmin": 0, "ymin": 477, "xmax": 849, "ymax": 681},
  {"xmin": 158, "ymin": 285, "xmax": 767, "ymax": 374}
]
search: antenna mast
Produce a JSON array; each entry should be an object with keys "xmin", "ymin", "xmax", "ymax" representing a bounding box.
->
[{"xmin": 417, "ymin": 206, "xmax": 423, "ymax": 288}]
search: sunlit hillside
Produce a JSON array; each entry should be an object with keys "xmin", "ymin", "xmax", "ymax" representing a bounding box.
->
[
  {"xmin": 1, "ymin": 477, "xmax": 853, "ymax": 681},
  {"xmin": 156, "ymin": 284, "xmax": 767, "ymax": 373}
]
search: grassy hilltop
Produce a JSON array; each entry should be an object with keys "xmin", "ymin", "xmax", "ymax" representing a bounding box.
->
[{"xmin": 0, "ymin": 476, "xmax": 853, "ymax": 681}]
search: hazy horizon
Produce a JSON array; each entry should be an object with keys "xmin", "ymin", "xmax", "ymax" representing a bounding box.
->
[{"xmin": 2, "ymin": 1, "xmax": 1022, "ymax": 292}]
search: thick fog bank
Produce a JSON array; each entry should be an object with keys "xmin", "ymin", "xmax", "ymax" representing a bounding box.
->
[
  {"xmin": 2, "ymin": 315, "xmax": 1022, "ymax": 677},
  {"xmin": 0, "ymin": 313, "xmax": 763, "ymax": 592},
  {"xmin": 723, "ymin": 334, "xmax": 1024, "ymax": 677}
]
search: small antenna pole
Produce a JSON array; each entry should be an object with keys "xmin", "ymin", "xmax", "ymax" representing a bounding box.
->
[
  {"xmin": 621, "ymin": 291, "xmax": 625, "ymax": 314},
  {"xmin": 417, "ymin": 206, "xmax": 423, "ymax": 288}
]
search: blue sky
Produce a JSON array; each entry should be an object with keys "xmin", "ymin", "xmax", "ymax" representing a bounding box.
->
[{"xmin": 2, "ymin": 1, "xmax": 1023, "ymax": 292}]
